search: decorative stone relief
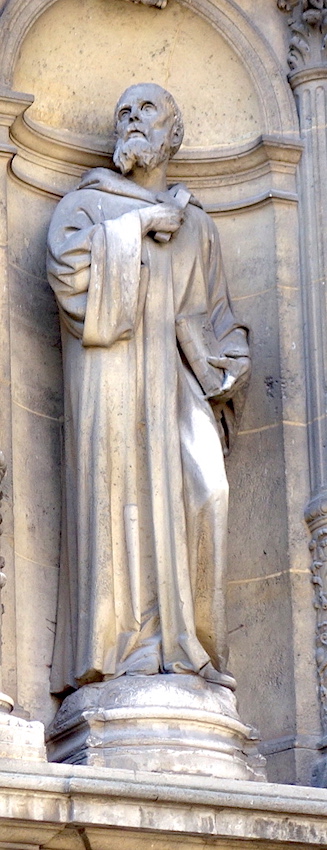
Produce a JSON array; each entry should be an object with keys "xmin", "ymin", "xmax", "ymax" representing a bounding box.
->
[
  {"xmin": 306, "ymin": 498, "xmax": 327, "ymax": 736},
  {"xmin": 277, "ymin": 0, "xmax": 327, "ymax": 69},
  {"xmin": 306, "ymin": 495, "xmax": 327, "ymax": 785}
]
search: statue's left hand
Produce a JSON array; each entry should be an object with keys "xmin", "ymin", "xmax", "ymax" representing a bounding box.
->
[{"xmin": 207, "ymin": 355, "xmax": 250, "ymax": 398}]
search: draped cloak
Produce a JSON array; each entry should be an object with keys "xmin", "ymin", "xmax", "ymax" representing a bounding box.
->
[{"xmin": 47, "ymin": 168, "xmax": 249, "ymax": 695}]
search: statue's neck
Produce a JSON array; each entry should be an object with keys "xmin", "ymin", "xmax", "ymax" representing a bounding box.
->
[{"xmin": 127, "ymin": 161, "xmax": 168, "ymax": 194}]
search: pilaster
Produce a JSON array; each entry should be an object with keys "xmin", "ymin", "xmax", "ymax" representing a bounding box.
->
[
  {"xmin": 0, "ymin": 88, "xmax": 33, "ymax": 705},
  {"xmin": 278, "ymin": 0, "xmax": 327, "ymax": 784}
]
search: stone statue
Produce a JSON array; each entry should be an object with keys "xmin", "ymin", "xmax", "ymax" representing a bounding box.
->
[
  {"xmin": 127, "ymin": 0, "xmax": 168, "ymax": 8},
  {"xmin": 47, "ymin": 83, "xmax": 250, "ymax": 700}
]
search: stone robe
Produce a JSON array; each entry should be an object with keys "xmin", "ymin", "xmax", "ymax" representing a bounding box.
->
[{"xmin": 47, "ymin": 168, "xmax": 249, "ymax": 695}]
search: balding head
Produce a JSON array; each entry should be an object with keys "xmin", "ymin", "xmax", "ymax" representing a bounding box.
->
[{"xmin": 113, "ymin": 83, "xmax": 184, "ymax": 175}]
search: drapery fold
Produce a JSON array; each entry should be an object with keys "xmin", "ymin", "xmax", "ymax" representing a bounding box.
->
[{"xmin": 47, "ymin": 170, "xmax": 249, "ymax": 695}]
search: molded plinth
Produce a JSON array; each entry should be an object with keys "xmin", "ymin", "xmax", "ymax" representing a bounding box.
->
[
  {"xmin": 47, "ymin": 674, "xmax": 266, "ymax": 781},
  {"xmin": 0, "ymin": 712, "xmax": 46, "ymax": 760}
]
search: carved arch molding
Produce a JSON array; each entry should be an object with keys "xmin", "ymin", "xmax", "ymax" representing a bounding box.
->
[
  {"xmin": 1, "ymin": 0, "xmax": 298, "ymax": 137},
  {"xmin": 0, "ymin": 0, "xmax": 308, "ymax": 775}
]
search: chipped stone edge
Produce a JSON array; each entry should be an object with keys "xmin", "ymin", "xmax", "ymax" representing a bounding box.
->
[{"xmin": 0, "ymin": 761, "xmax": 327, "ymax": 846}]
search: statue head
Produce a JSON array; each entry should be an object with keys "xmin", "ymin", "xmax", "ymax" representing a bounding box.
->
[{"xmin": 113, "ymin": 83, "xmax": 184, "ymax": 175}]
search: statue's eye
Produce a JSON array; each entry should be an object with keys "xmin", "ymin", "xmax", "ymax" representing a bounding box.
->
[
  {"xmin": 141, "ymin": 102, "xmax": 156, "ymax": 113},
  {"xmin": 118, "ymin": 108, "xmax": 131, "ymax": 120}
]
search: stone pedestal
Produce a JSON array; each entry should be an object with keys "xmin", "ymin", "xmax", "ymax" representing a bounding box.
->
[
  {"xmin": 0, "ymin": 711, "xmax": 46, "ymax": 761},
  {"xmin": 0, "ymin": 685, "xmax": 45, "ymax": 762},
  {"xmin": 47, "ymin": 674, "xmax": 266, "ymax": 781}
]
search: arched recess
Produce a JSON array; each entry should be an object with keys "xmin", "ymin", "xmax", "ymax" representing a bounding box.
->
[
  {"xmin": 0, "ymin": 0, "xmax": 298, "ymax": 139},
  {"xmin": 1, "ymin": 0, "xmax": 316, "ymax": 787}
]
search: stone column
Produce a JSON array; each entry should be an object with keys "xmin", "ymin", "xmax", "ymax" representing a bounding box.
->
[
  {"xmin": 0, "ymin": 88, "xmax": 33, "ymax": 704},
  {"xmin": 0, "ymin": 452, "xmax": 13, "ymax": 714},
  {"xmin": 0, "ymin": 446, "xmax": 45, "ymax": 759},
  {"xmin": 278, "ymin": 0, "xmax": 327, "ymax": 785},
  {"xmin": 0, "ymin": 89, "xmax": 46, "ymax": 761}
]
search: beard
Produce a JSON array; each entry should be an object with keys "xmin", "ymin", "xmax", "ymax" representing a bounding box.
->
[{"xmin": 113, "ymin": 135, "xmax": 170, "ymax": 175}]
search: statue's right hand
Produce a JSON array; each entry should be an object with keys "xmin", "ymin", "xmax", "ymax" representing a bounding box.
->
[{"xmin": 139, "ymin": 204, "xmax": 184, "ymax": 238}]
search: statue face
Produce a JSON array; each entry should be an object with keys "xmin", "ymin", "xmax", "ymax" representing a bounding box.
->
[
  {"xmin": 113, "ymin": 83, "xmax": 178, "ymax": 175},
  {"xmin": 115, "ymin": 84, "xmax": 175, "ymax": 154}
]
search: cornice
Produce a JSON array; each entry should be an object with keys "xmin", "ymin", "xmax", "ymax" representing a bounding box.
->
[
  {"xmin": 0, "ymin": 758, "xmax": 327, "ymax": 849},
  {"xmin": 0, "ymin": 87, "xmax": 33, "ymax": 153},
  {"xmin": 206, "ymin": 190, "xmax": 299, "ymax": 216},
  {"xmin": 0, "ymin": 89, "xmax": 33, "ymax": 126},
  {"xmin": 9, "ymin": 113, "xmax": 303, "ymax": 200}
]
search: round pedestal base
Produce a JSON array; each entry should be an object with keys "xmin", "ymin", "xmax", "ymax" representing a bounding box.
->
[{"xmin": 47, "ymin": 674, "xmax": 266, "ymax": 781}]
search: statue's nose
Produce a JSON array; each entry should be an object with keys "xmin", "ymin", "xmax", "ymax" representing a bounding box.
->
[{"xmin": 129, "ymin": 105, "xmax": 141, "ymax": 122}]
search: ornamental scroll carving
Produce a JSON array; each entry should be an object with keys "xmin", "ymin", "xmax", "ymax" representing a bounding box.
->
[
  {"xmin": 305, "ymin": 497, "xmax": 327, "ymax": 737},
  {"xmin": 277, "ymin": 0, "xmax": 327, "ymax": 69}
]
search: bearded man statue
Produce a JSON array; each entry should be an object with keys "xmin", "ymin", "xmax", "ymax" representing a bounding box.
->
[{"xmin": 46, "ymin": 84, "xmax": 262, "ymax": 779}]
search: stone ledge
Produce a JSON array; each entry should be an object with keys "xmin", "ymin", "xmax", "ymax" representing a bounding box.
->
[
  {"xmin": 9, "ymin": 111, "xmax": 303, "ymax": 200},
  {"xmin": 0, "ymin": 760, "xmax": 326, "ymax": 848}
]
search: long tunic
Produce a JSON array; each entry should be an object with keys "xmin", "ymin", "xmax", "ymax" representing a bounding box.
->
[{"xmin": 47, "ymin": 168, "xmax": 249, "ymax": 695}]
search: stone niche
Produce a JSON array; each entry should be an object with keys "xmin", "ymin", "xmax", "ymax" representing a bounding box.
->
[{"xmin": 0, "ymin": 0, "xmax": 318, "ymax": 786}]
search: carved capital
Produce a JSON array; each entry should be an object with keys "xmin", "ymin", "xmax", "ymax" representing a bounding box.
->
[{"xmin": 278, "ymin": 1, "xmax": 327, "ymax": 70}]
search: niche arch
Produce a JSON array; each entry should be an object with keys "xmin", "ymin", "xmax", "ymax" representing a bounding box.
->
[
  {"xmin": 3, "ymin": 0, "xmax": 311, "ymax": 787},
  {"xmin": 1, "ymin": 0, "xmax": 298, "ymax": 141}
]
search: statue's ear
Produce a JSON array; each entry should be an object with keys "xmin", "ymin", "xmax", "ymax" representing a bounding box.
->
[
  {"xmin": 171, "ymin": 122, "xmax": 184, "ymax": 154},
  {"xmin": 173, "ymin": 127, "xmax": 183, "ymax": 145}
]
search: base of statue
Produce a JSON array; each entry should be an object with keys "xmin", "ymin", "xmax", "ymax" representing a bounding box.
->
[
  {"xmin": 0, "ymin": 691, "xmax": 46, "ymax": 761},
  {"xmin": 46, "ymin": 674, "xmax": 266, "ymax": 781}
]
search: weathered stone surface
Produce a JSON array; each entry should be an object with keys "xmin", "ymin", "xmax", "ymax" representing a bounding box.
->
[
  {"xmin": 0, "ymin": 763, "xmax": 325, "ymax": 847},
  {"xmin": 0, "ymin": 713, "xmax": 45, "ymax": 761},
  {"xmin": 0, "ymin": 0, "xmax": 319, "ymax": 789},
  {"xmin": 12, "ymin": 0, "xmax": 262, "ymax": 147},
  {"xmin": 46, "ymin": 675, "xmax": 265, "ymax": 780}
]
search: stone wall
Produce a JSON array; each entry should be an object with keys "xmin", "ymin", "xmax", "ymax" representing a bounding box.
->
[{"xmin": 0, "ymin": 0, "xmax": 322, "ymax": 785}]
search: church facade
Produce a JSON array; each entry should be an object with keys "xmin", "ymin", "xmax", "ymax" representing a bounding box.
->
[{"xmin": 0, "ymin": 0, "xmax": 327, "ymax": 846}]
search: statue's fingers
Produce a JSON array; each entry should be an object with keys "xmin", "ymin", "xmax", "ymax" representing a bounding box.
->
[
  {"xmin": 207, "ymin": 356, "xmax": 229, "ymax": 368},
  {"xmin": 222, "ymin": 373, "xmax": 236, "ymax": 392}
]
